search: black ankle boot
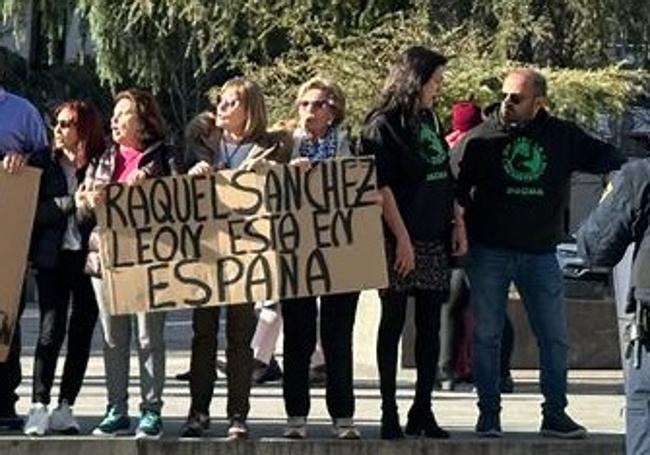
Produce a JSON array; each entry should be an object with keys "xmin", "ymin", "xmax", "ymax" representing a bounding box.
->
[
  {"xmin": 405, "ymin": 407, "xmax": 449, "ymax": 439},
  {"xmin": 380, "ymin": 408, "xmax": 404, "ymax": 440}
]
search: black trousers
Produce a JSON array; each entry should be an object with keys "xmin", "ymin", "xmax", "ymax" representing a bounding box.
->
[
  {"xmin": 377, "ymin": 289, "xmax": 446, "ymax": 411},
  {"xmin": 189, "ymin": 304, "xmax": 255, "ymax": 418},
  {"xmin": 33, "ymin": 251, "xmax": 98, "ymax": 405},
  {"xmin": 282, "ymin": 292, "xmax": 359, "ymax": 419},
  {"xmin": 0, "ymin": 284, "xmax": 26, "ymax": 415}
]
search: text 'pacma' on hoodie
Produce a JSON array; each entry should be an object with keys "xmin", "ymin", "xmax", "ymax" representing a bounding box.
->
[{"xmin": 454, "ymin": 108, "xmax": 624, "ymax": 253}]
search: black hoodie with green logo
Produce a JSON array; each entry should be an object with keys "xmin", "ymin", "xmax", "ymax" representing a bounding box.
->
[
  {"xmin": 361, "ymin": 108, "xmax": 454, "ymax": 243},
  {"xmin": 455, "ymin": 108, "xmax": 624, "ymax": 253}
]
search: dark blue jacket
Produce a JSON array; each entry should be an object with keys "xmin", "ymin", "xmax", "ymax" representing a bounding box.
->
[{"xmin": 577, "ymin": 158, "xmax": 650, "ymax": 269}]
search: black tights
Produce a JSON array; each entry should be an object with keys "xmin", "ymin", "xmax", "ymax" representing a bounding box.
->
[{"xmin": 377, "ymin": 289, "xmax": 446, "ymax": 412}]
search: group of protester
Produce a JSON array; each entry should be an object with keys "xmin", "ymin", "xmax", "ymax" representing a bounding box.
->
[{"xmin": 0, "ymin": 45, "xmax": 627, "ymax": 444}]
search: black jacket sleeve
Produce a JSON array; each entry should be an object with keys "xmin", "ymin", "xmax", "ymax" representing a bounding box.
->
[
  {"xmin": 569, "ymin": 122, "xmax": 625, "ymax": 174},
  {"xmin": 360, "ymin": 119, "xmax": 400, "ymax": 189},
  {"xmin": 577, "ymin": 165, "xmax": 645, "ymax": 267},
  {"xmin": 30, "ymin": 153, "xmax": 76, "ymax": 228},
  {"xmin": 34, "ymin": 196, "xmax": 75, "ymax": 228},
  {"xmin": 455, "ymin": 136, "xmax": 480, "ymax": 208}
]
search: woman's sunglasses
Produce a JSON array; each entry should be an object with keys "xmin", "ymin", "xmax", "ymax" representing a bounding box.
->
[
  {"xmin": 215, "ymin": 97, "xmax": 241, "ymax": 111},
  {"xmin": 53, "ymin": 119, "xmax": 76, "ymax": 129},
  {"xmin": 298, "ymin": 99, "xmax": 330, "ymax": 110}
]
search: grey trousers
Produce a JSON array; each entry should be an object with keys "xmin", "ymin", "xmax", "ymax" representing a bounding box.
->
[{"xmin": 92, "ymin": 277, "xmax": 166, "ymax": 415}]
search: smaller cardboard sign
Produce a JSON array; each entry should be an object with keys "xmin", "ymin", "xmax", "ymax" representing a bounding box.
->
[{"xmin": 0, "ymin": 166, "xmax": 41, "ymax": 361}]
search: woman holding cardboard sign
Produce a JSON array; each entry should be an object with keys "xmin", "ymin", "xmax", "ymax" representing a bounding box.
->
[
  {"xmin": 180, "ymin": 77, "xmax": 291, "ymax": 439},
  {"xmin": 77, "ymin": 89, "xmax": 180, "ymax": 439},
  {"xmin": 360, "ymin": 47, "xmax": 467, "ymax": 439},
  {"xmin": 279, "ymin": 77, "xmax": 361, "ymax": 440},
  {"xmin": 24, "ymin": 100, "xmax": 104, "ymax": 436}
]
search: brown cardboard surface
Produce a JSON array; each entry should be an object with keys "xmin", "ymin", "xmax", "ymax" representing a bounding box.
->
[
  {"xmin": 0, "ymin": 166, "xmax": 41, "ymax": 361},
  {"xmin": 97, "ymin": 157, "xmax": 387, "ymax": 315}
]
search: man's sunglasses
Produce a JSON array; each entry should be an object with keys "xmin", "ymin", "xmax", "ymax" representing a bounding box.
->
[{"xmin": 501, "ymin": 92, "xmax": 541, "ymax": 106}]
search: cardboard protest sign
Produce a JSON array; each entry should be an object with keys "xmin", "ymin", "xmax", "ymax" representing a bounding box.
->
[
  {"xmin": 0, "ymin": 167, "xmax": 41, "ymax": 361},
  {"xmin": 97, "ymin": 157, "xmax": 388, "ymax": 315}
]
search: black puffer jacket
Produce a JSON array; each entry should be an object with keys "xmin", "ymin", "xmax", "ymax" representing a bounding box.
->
[{"xmin": 28, "ymin": 151, "xmax": 93, "ymax": 269}]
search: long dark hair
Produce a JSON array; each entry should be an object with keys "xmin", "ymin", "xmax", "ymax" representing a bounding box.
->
[
  {"xmin": 367, "ymin": 46, "xmax": 447, "ymax": 133},
  {"xmin": 53, "ymin": 100, "xmax": 105, "ymax": 167}
]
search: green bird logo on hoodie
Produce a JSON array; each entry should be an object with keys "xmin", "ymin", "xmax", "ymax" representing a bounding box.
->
[{"xmin": 502, "ymin": 137, "xmax": 547, "ymax": 182}]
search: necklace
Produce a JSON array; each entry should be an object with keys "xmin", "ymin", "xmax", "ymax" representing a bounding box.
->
[{"xmin": 221, "ymin": 138, "xmax": 252, "ymax": 169}]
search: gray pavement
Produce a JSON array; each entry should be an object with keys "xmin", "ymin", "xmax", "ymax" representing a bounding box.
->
[
  {"xmin": 10, "ymin": 297, "xmax": 624, "ymax": 438},
  {"xmin": 1, "ymin": 292, "xmax": 627, "ymax": 453}
]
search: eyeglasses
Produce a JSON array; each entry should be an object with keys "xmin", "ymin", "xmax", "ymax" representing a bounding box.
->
[
  {"xmin": 54, "ymin": 119, "xmax": 76, "ymax": 129},
  {"xmin": 216, "ymin": 97, "xmax": 241, "ymax": 111},
  {"xmin": 298, "ymin": 99, "xmax": 330, "ymax": 110}
]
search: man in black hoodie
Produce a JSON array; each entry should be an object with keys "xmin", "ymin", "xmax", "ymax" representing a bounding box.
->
[{"xmin": 454, "ymin": 68, "xmax": 623, "ymax": 438}]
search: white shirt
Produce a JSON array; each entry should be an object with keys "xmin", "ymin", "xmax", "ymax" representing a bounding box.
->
[{"xmin": 60, "ymin": 158, "xmax": 82, "ymax": 251}]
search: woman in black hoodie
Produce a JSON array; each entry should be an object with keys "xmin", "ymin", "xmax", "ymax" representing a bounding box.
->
[{"xmin": 361, "ymin": 46, "xmax": 467, "ymax": 439}]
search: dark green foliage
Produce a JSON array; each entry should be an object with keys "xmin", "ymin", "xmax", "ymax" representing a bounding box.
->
[
  {"xmin": 0, "ymin": 0, "xmax": 647, "ymax": 140},
  {"xmin": 0, "ymin": 47, "xmax": 112, "ymax": 126}
]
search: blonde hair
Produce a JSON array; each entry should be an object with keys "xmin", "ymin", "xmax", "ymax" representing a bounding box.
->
[
  {"xmin": 295, "ymin": 77, "xmax": 346, "ymax": 126},
  {"xmin": 218, "ymin": 77, "xmax": 267, "ymax": 141}
]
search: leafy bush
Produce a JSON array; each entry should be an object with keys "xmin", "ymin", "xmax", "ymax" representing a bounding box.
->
[{"xmin": 241, "ymin": 15, "xmax": 647, "ymax": 135}]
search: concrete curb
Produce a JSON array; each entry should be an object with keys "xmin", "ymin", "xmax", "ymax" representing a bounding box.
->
[{"xmin": 0, "ymin": 435, "xmax": 625, "ymax": 455}]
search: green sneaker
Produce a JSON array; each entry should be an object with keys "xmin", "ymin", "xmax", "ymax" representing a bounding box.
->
[
  {"xmin": 135, "ymin": 410, "xmax": 163, "ymax": 439},
  {"xmin": 92, "ymin": 406, "xmax": 130, "ymax": 436}
]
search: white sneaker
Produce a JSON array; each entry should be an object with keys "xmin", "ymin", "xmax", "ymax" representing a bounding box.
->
[
  {"xmin": 332, "ymin": 418, "xmax": 361, "ymax": 440},
  {"xmin": 283, "ymin": 416, "xmax": 307, "ymax": 439},
  {"xmin": 24, "ymin": 403, "xmax": 49, "ymax": 436},
  {"xmin": 49, "ymin": 401, "xmax": 80, "ymax": 434}
]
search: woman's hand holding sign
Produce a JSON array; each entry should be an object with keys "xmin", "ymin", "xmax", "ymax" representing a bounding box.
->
[
  {"xmin": 188, "ymin": 160, "xmax": 212, "ymax": 177},
  {"xmin": 76, "ymin": 182, "xmax": 106, "ymax": 209}
]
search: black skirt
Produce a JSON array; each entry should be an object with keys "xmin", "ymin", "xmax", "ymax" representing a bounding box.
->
[{"xmin": 383, "ymin": 237, "xmax": 450, "ymax": 294}]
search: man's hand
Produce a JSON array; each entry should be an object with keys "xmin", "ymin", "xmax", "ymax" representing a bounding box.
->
[
  {"xmin": 451, "ymin": 201, "xmax": 468, "ymax": 256},
  {"xmin": 451, "ymin": 221, "xmax": 468, "ymax": 256},
  {"xmin": 3, "ymin": 152, "xmax": 26, "ymax": 174}
]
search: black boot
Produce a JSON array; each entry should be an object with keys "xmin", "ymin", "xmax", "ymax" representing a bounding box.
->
[
  {"xmin": 405, "ymin": 406, "xmax": 449, "ymax": 439},
  {"xmin": 380, "ymin": 407, "xmax": 404, "ymax": 440},
  {"xmin": 0, "ymin": 402, "xmax": 24, "ymax": 430}
]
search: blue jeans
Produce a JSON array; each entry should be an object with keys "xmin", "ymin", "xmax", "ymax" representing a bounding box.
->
[
  {"xmin": 468, "ymin": 244, "xmax": 568, "ymax": 415},
  {"xmin": 625, "ymin": 338, "xmax": 650, "ymax": 455}
]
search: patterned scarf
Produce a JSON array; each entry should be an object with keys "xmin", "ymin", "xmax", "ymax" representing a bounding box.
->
[{"xmin": 298, "ymin": 126, "xmax": 339, "ymax": 161}]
